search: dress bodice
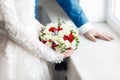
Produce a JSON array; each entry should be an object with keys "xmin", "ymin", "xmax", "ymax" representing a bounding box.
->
[
  {"xmin": 0, "ymin": 0, "xmax": 37, "ymax": 35},
  {"xmin": 0, "ymin": 0, "xmax": 36, "ymax": 26},
  {"xmin": 0, "ymin": 0, "xmax": 64, "ymax": 63}
]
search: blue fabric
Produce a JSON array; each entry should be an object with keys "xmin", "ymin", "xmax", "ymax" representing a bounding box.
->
[
  {"xmin": 56, "ymin": 0, "xmax": 89, "ymax": 28},
  {"xmin": 35, "ymin": 0, "xmax": 39, "ymax": 18}
]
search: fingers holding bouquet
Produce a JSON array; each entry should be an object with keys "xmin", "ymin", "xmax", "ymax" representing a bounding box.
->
[{"xmin": 63, "ymin": 48, "xmax": 74, "ymax": 58}]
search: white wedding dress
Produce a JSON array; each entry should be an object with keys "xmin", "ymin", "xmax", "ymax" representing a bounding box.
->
[{"xmin": 0, "ymin": 0, "xmax": 64, "ymax": 80}]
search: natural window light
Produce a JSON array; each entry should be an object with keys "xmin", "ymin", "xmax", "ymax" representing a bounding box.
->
[
  {"xmin": 113, "ymin": 0, "xmax": 120, "ymax": 21},
  {"xmin": 107, "ymin": 0, "xmax": 120, "ymax": 35}
]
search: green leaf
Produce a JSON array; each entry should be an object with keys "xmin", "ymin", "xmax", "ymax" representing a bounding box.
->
[{"xmin": 58, "ymin": 18, "xmax": 61, "ymax": 28}]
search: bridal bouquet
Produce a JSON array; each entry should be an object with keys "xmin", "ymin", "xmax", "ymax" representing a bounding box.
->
[{"xmin": 39, "ymin": 19, "xmax": 80, "ymax": 71}]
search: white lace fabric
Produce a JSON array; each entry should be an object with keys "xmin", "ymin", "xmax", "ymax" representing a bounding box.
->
[{"xmin": 0, "ymin": 0, "xmax": 64, "ymax": 63}]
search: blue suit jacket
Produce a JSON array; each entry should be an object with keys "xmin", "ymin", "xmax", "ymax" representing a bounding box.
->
[
  {"xmin": 35, "ymin": 0, "xmax": 39, "ymax": 18},
  {"xmin": 56, "ymin": 0, "xmax": 89, "ymax": 28},
  {"xmin": 35, "ymin": 0, "xmax": 89, "ymax": 28}
]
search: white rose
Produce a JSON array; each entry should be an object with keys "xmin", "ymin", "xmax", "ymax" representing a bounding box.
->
[
  {"xmin": 55, "ymin": 46, "xmax": 61, "ymax": 53},
  {"xmin": 71, "ymin": 40, "xmax": 77, "ymax": 49},
  {"xmin": 46, "ymin": 41, "xmax": 52, "ymax": 47},
  {"xmin": 64, "ymin": 40, "xmax": 71, "ymax": 48}
]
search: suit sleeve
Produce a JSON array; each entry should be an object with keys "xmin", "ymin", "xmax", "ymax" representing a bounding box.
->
[{"xmin": 56, "ymin": 0, "xmax": 89, "ymax": 28}]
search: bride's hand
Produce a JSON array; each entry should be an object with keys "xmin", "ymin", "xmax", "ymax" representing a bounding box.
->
[{"xmin": 62, "ymin": 48, "xmax": 74, "ymax": 58}]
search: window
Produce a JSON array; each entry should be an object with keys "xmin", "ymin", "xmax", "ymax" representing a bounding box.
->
[
  {"xmin": 113, "ymin": 0, "xmax": 120, "ymax": 21},
  {"xmin": 107, "ymin": 0, "xmax": 120, "ymax": 35}
]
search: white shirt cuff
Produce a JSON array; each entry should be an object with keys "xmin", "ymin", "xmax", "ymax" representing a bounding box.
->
[{"xmin": 78, "ymin": 22, "xmax": 94, "ymax": 34}]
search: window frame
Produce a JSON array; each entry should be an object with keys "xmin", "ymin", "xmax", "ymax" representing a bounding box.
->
[
  {"xmin": 107, "ymin": 0, "xmax": 120, "ymax": 36},
  {"xmin": 112, "ymin": 0, "xmax": 120, "ymax": 21}
]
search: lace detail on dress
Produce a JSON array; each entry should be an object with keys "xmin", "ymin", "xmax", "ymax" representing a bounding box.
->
[
  {"xmin": 1, "ymin": 0, "xmax": 64, "ymax": 63},
  {"xmin": 7, "ymin": 23, "xmax": 64, "ymax": 63}
]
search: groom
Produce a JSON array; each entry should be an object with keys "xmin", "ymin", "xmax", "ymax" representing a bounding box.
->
[
  {"xmin": 35, "ymin": 0, "xmax": 113, "ymax": 42},
  {"xmin": 56, "ymin": 0, "xmax": 113, "ymax": 42}
]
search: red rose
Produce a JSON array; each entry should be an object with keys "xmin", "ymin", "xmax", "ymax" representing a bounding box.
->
[
  {"xmin": 63, "ymin": 32, "xmax": 74, "ymax": 43},
  {"xmin": 52, "ymin": 43, "xmax": 57, "ymax": 49},
  {"xmin": 42, "ymin": 40, "xmax": 47, "ymax": 44},
  {"xmin": 49, "ymin": 27, "xmax": 56, "ymax": 32},
  {"xmin": 56, "ymin": 27, "xmax": 63, "ymax": 31}
]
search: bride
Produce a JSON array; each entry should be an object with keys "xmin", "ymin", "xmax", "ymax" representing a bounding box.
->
[{"xmin": 0, "ymin": 0, "xmax": 72, "ymax": 80}]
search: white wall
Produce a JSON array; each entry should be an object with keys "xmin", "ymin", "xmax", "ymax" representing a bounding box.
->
[
  {"xmin": 80, "ymin": 0, "xmax": 107, "ymax": 22},
  {"xmin": 39, "ymin": 0, "xmax": 107, "ymax": 22},
  {"xmin": 0, "ymin": 0, "xmax": 107, "ymax": 22}
]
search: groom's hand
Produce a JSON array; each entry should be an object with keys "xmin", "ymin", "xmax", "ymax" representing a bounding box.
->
[{"xmin": 84, "ymin": 29, "xmax": 113, "ymax": 42}]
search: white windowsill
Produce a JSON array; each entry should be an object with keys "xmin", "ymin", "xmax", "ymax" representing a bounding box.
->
[
  {"xmin": 39, "ymin": 2, "xmax": 120, "ymax": 80},
  {"xmin": 67, "ymin": 23, "xmax": 120, "ymax": 80}
]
